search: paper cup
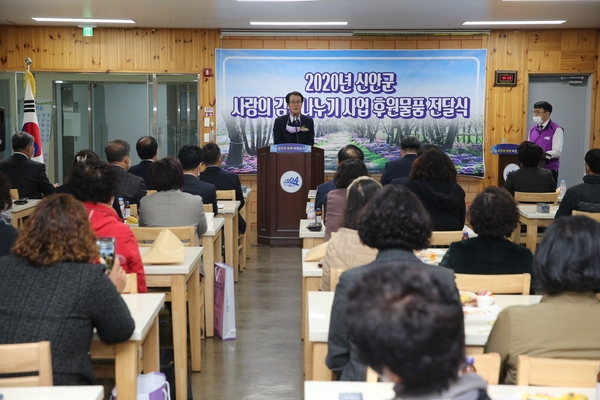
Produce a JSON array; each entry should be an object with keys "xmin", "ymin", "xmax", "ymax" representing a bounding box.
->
[{"xmin": 477, "ymin": 296, "xmax": 495, "ymax": 309}]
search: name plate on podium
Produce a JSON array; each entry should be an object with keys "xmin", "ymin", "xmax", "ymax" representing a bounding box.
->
[
  {"xmin": 491, "ymin": 143, "xmax": 518, "ymax": 155},
  {"xmin": 270, "ymin": 144, "xmax": 312, "ymax": 153}
]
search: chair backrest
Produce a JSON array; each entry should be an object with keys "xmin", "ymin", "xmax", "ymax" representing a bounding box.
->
[
  {"xmin": 455, "ymin": 273, "xmax": 531, "ymax": 295},
  {"xmin": 329, "ymin": 268, "xmax": 342, "ymax": 292},
  {"xmin": 572, "ymin": 210, "xmax": 600, "ymax": 222},
  {"xmin": 216, "ymin": 190, "xmax": 236, "ymax": 201},
  {"xmin": 203, "ymin": 204, "xmax": 213, "ymax": 213},
  {"xmin": 514, "ymin": 191, "xmax": 558, "ymax": 205},
  {"xmin": 123, "ymin": 273, "xmax": 138, "ymax": 294},
  {"xmin": 430, "ymin": 231, "xmax": 464, "ymax": 246},
  {"xmin": 146, "ymin": 190, "xmax": 157, "ymax": 195},
  {"xmin": 365, "ymin": 367, "xmax": 379, "ymax": 382},
  {"xmin": 131, "ymin": 225, "xmax": 197, "ymax": 247},
  {"xmin": 10, "ymin": 189, "xmax": 19, "ymax": 200},
  {"xmin": 0, "ymin": 341, "xmax": 53, "ymax": 387},
  {"xmin": 129, "ymin": 203, "xmax": 138, "ymax": 218},
  {"xmin": 516, "ymin": 355, "xmax": 600, "ymax": 387},
  {"xmin": 472, "ymin": 353, "xmax": 501, "ymax": 384}
]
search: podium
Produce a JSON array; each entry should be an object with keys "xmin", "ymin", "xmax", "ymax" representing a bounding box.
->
[
  {"xmin": 492, "ymin": 143, "xmax": 519, "ymax": 186},
  {"xmin": 257, "ymin": 144, "xmax": 324, "ymax": 246}
]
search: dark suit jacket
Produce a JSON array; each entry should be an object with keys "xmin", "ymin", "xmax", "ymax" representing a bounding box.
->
[
  {"xmin": 325, "ymin": 249, "xmax": 456, "ymax": 381},
  {"xmin": 182, "ymin": 174, "xmax": 218, "ymax": 214},
  {"xmin": 199, "ymin": 166, "xmax": 246, "ymax": 233},
  {"xmin": 273, "ymin": 114, "xmax": 315, "ymax": 145},
  {"xmin": 0, "ymin": 153, "xmax": 54, "ymax": 199},
  {"xmin": 110, "ymin": 165, "xmax": 146, "ymax": 207},
  {"xmin": 315, "ymin": 180, "xmax": 335, "ymax": 211},
  {"xmin": 504, "ymin": 166, "xmax": 556, "ymax": 196},
  {"xmin": 128, "ymin": 160, "xmax": 155, "ymax": 190},
  {"xmin": 380, "ymin": 154, "xmax": 417, "ymax": 185}
]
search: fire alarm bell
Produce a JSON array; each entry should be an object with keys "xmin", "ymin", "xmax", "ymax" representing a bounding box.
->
[{"xmin": 203, "ymin": 68, "xmax": 213, "ymax": 77}]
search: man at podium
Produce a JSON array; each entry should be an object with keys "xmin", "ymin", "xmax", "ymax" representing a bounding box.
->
[{"xmin": 273, "ymin": 91, "xmax": 315, "ymax": 146}]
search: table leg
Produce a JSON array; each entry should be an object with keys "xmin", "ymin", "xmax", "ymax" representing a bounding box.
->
[
  {"xmin": 114, "ymin": 342, "xmax": 138, "ymax": 400},
  {"xmin": 311, "ymin": 342, "xmax": 333, "ymax": 381},
  {"xmin": 232, "ymin": 212, "xmax": 239, "ymax": 277},
  {"xmin": 188, "ymin": 263, "xmax": 202, "ymax": 372},
  {"xmin": 142, "ymin": 316, "xmax": 160, "ymax": 373},
  {"xmin": 527, "ymin": 220, "xmax": 539, "ymax": 253},
  {"xmin": 223, "ymin": 215, "xmax": 237, "ymax": 282},
  {"xmin": 302, "ymin": 278, "xmax": 321, "ymax": 378},
  {"xmin": 202, "ymin": 235, "xmax": 216, "ymax": 338},
  {"xmin": 171, "ymin": 275, "xmax": 188, "ymax": 400}
]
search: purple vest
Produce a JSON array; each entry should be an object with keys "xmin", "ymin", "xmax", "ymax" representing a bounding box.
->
[{"xmin": 529, "ymin": 120, "xmax": 561, "ymax": 170}]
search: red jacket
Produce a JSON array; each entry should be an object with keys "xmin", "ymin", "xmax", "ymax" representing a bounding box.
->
[{"xmin": 83, "ymin": 202, "xmax": 147, "ymax": 293}]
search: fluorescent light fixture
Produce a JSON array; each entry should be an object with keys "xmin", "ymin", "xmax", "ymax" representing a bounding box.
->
[
  {"xmin": 32, "ymin": 17, "xmax": 135, "ymax": 24},
  {"xmin": 250, "ymin": 21, "xmax": 348, "ymax": 26},
  {"xmin": 222, "ymin": 30, "xmax": 353, "ymax": 36},
  {"xmin": 463, "ymin": 20, "xmax": 565, "ymax": 25},
  {"xmin": 240, "ymin": 0, "xmax": 317, "ymax": 1}
]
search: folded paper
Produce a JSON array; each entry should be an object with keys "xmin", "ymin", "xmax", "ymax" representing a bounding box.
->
[
  {"xmin": 304, "ymin": 241, "xmax": 328, "ymax": 262},
  {"xmin": 142, "ymin": 229, "xmax": 184, "ymax": 264}
]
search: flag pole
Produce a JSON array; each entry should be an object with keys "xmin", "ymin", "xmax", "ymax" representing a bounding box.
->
[{"xmin": 25, "ymin": 57, "xmax": 32, "ymax": 71}]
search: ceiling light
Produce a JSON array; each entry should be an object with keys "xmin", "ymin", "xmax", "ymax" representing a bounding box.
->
[
  {"xmin": 32, "ymin": 18, "xmax": 135, "ymax": 24},
  {"xmin": 240, "ymin": 0, "xmax": 317, "ymax": 1},
  {"xmin": 463, "ymin": 20, "xmax": 565, "ymax": 25},
  {"xmin": 250, "ymin": 21, "xmax": 348, "ymax": 26}
]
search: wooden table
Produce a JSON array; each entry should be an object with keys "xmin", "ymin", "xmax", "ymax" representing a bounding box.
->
[
  {"xmin": 511, "ymin": 204, "xmax": 558, "ymax": 253},
  {"xmin": 140, "ymin": 247, "xmax": 203, "ymax": 400},
  {"xmin": 304, "ymin": 382, "xmax": 595, "ymax": 400},
  {"xmin": 218, "ymin": 200, "xmax": 241, "ymax": 282},
  {"xmin": 299, "ymin": 219, "xmax": 325, "ymax": 249},
  {"xmin": 9, "ymin": 199, "xmax": 41, "ymax": 228},
  {"xmin": 201, "ymin": 217, "xmax": 225, "ymax": 338},
  {"xmin": 307, "ymin": 292, "xmax": 542, "ymax": 381},
  {"xmin": 0, "ymin": 385, "xmax": 105, "ymax": 400},
  {"xmin": 241, "ymin": 188, "xmax": 252, "ymax": 269},
  {"xmin": 302, "ymin": 249, "xmax": 322, "ymax": 379},
  {"xmin": 91, "ymin": 293, "xmax": 164, "ymax": 400}
]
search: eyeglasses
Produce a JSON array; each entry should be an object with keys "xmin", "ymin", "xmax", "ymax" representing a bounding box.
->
[
  {"xmin": 532, "ymin": 110, "xmax": 547, "ymax": 116},
  {"xmin": 288, "ymin": 100, "xmax": 302, "ymax": 105}
]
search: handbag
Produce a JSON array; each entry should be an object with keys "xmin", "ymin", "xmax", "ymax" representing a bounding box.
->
[
  {"xmin": 214, "ymin": 262, "xmax": 237, "ymax": 340},
  {"xmin": 110, "ymin": 371, "xmax": 171, "ymax": 400}
]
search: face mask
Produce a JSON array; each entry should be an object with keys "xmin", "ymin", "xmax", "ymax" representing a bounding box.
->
[{"xmin": 533, "ymin": 116, "xmax": 542, "ymax": 124}]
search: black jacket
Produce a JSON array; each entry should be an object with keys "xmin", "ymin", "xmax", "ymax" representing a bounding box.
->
[
  {"xmin": 404, "ymin": 179, "xmax": 466, "ymax": 231},
  {"xmin": 0, "ymin": 154, "xmax": 54, "ymax": 199},
  {"xmin": 182, "ymin": 174, "xmax": 218, "ymax": 214}
]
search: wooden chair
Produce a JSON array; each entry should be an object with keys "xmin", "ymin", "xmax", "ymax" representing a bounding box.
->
[
  {"xmin": 514, "ymin": 191, "xmax": 559, "ymax": 205},
  {"xmin": 430, "ymin": 231, "xmax": 464, "ymax": 246},
  {"xmin": 0, "ymin": 341, "xmax": 53, "ymax": 387},
  {"xmin": 455, "ymin": 273, "xmax": 531, "ymax": 295},
  {"xmin": 122, "ymin": 273, "xmax": 139, "ymax": 294},
  {"xmin": 472, "ymin": 353, "xmax": 501, "ymax": 384},
  {"xmin": 203, "ymin": 204, "xmax": 213, "ymax": 213},
  {"xmin": 131, "ymin": 225, "xmax": 197, "ymax": 247},
  {"xmin": 573, "ymin": 210, "xmax": 600, "ymax": 222},
  {"xmin": 329, "ymin": 267, "xmax": 343, "ymax": 292},
  {"xmin": 216, "ymin": 190, "xmax": 246, "ymax": 272},
  {"xmin": 365, "ymin": 367, "xmax": 379, "ymax": 382},
  {"xmin": 516, "ymin": 355, "xmax": 600, "ymax": 387},
  {"xmin": 10, "ymin": 189, "xmax": 19, "ymax": 200},
  {"xmin": 146, "ymin": 190, "xmax": 157, "ymax": 195}
]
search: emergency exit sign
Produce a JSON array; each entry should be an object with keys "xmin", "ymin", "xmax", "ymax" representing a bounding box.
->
[{"xmin": 83, "ymin": 27, "xmax": 93, "ymax": 37}]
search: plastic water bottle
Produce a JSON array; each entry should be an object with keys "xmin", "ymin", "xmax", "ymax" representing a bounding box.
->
[
  {"xmin": 306, "ymin": 203, "xmax": 315, "ymax": 223},
  {"xmin": 315, "ymin": 208, "xmax": 322, "ymax": 224},
  {"xmin": 559, "ymin": 180, "xmax": 567, "ymax": 197},
  {"xmin": 460, "ymin": 356, "xmax": 476, "ymax": 375},
  {"xmin": 118, "ymin": 198, "xmax": 125, "ymax": 217},
  {"xmin": 462, "ymin": 232, "xmax": 469, "ymax": 241},
  {"xmin": 124, "ymin": 201, "xmax": 131, "ymax": 218}
]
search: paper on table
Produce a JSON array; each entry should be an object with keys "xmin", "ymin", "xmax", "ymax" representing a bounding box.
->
[{"xmin": 141, "ymin": 229, "xmax": 184, "ymax": 264}]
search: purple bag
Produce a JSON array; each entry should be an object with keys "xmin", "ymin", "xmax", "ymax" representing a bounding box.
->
[{"xmin": 111, "ymin": 371, "xmax": 171, "ymax": 400}]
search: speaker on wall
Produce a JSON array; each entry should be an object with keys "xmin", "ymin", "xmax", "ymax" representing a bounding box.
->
[{"xmin": 0, "ymin": 107, "xmax": 5, "ymax": 152}]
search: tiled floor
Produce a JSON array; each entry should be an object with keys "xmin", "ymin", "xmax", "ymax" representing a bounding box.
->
[{"xmin": 191, "ymin": 242, "xmax": 305, "ymax": 399}]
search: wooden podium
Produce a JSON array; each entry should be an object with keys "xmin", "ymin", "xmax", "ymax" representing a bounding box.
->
[
  {"xmin": 257, "ymin": 144, "xmax": 324, "ymax": 246},
  {"xmin": 492, "ymin": 143, "xmax": 519, "ymax": 186}
]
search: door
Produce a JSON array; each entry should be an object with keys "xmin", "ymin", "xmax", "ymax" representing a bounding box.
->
[{"xmin": 527, "ymin": 75, "xmax": 592, "ymax": 189}]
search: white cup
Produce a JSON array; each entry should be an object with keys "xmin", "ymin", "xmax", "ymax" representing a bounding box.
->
[{"xmin": 477, "ymin": 296, "xmax": 495, "ymax": 309}]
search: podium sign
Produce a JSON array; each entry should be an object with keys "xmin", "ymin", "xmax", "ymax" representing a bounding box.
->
[
  {"xmin": 257, "ymin": 144, "xmax": 324, "ymax": 246},
  {"xmin": 492, "ymin": 143, "xmax": 519, "ymax": 186}
]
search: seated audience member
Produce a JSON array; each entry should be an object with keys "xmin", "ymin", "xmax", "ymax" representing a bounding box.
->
[
  {"xmin": 0, "ymin": 131, "xmax": 55, "ymax": 199},
  {"xmin": 54, "ymin": 149, "xmax": 101, "ymax": 194},
  {"xmin": 504, "ymin": 141, "xmax": 556, "ymax": 196},
  {"xmin": 0, "ymin": 172, "xmax": 18, "ymax": 256},
  {"xmin": 380, "ymin": 136, "xmax": 421, "ymax": 185},
  {"xmin": 178, "ymin": 145, "xmax": 218, "ymax": 214},
  {"xmin": 555, "ymin": 148, "xmax": 600, "ymax": 218},
  {"xmin": 70, "ymin": 159, "xmax": 147, "ymax": 293},
  {"xmin": 439, "ymin": 186, "xmax": 533, "ymax": 283},
  {"xmin": 485, "ymin": 215, "xmax": 600, "ymax": 384},
  {"xmin": 199, "ymin": 143, "xmax": 246, "ymax": 234},
  {"xmin": 320, "ymin": 177, "xmax": 381, "ymax": 291},
  {"xmin": 105, "ymin": 139, "xmax": 147, "ymax": 208},
  {"xmin": 404, "ymin": 148, "xmax": 466, "ymax": 231},
  {"xmin": 140, "ymin": 157, "xmax": 207, "ymax": 237},
  {"xmin": 323, "ymin": 159, "xmax": 370, "ymax": 241},
  {"xmin": 0, "ymin": 194, "xmax": 134, "ymax": 385},
  {"xmin": 347, "ymin": 265, "xmax": 487, "ymax": 399},
  {"xmin": 390, "ymin": 144, "xmax": 439, "ymax": 186},
  {"xmin": 326, "ymin": 184, "xmax": 455, "ymax": 381},
  {"xmin": 315, "ymin": 145, "xmax": 364, "ymax": 210},
  {"xmin": 128, "ymin": 136, "xmax": 158, "ymax": 190}
]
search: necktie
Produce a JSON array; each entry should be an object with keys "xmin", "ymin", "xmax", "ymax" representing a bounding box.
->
[{"xmin": 294, "ymin": 117, "xmax": 299, "ymax": 126}]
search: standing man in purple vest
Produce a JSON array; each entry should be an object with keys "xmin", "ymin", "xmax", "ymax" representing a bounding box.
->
[{"xmin": 528, "ymin": 101, "xmax": 563, "ymax": 185}]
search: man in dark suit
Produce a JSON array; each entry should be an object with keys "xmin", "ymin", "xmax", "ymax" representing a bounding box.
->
[
  {"xmin": 273, "ymin": 91, "xmax": 315, "ymax": 145},
  {"xmin": 178, "ymin": 145, "xmax": 218, "ymax": 214},
  {"xmin": 314, "ymin": 145, "xmax": 364, "ymax": 211},
  {"xmin": 0, "ymin": 131, "xmax": 55, "ymax": 199},
  {"xmin": 105, "ymin": 140, "xmax": 146, "ymax": 208},
  {"xmin": 380, "ymin": 136, "xmax": 421, "ymax": 185},
  {"xmin": 504, "ymin": 141, "xmax": 556, "ymax": 196},
  {"xmin": 128, "ymin": 136, "xmax": 158, "ymax": 190},
  {"xmin": 199, "ymin": 143, "xmax": 246, "ymax": 234}
]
